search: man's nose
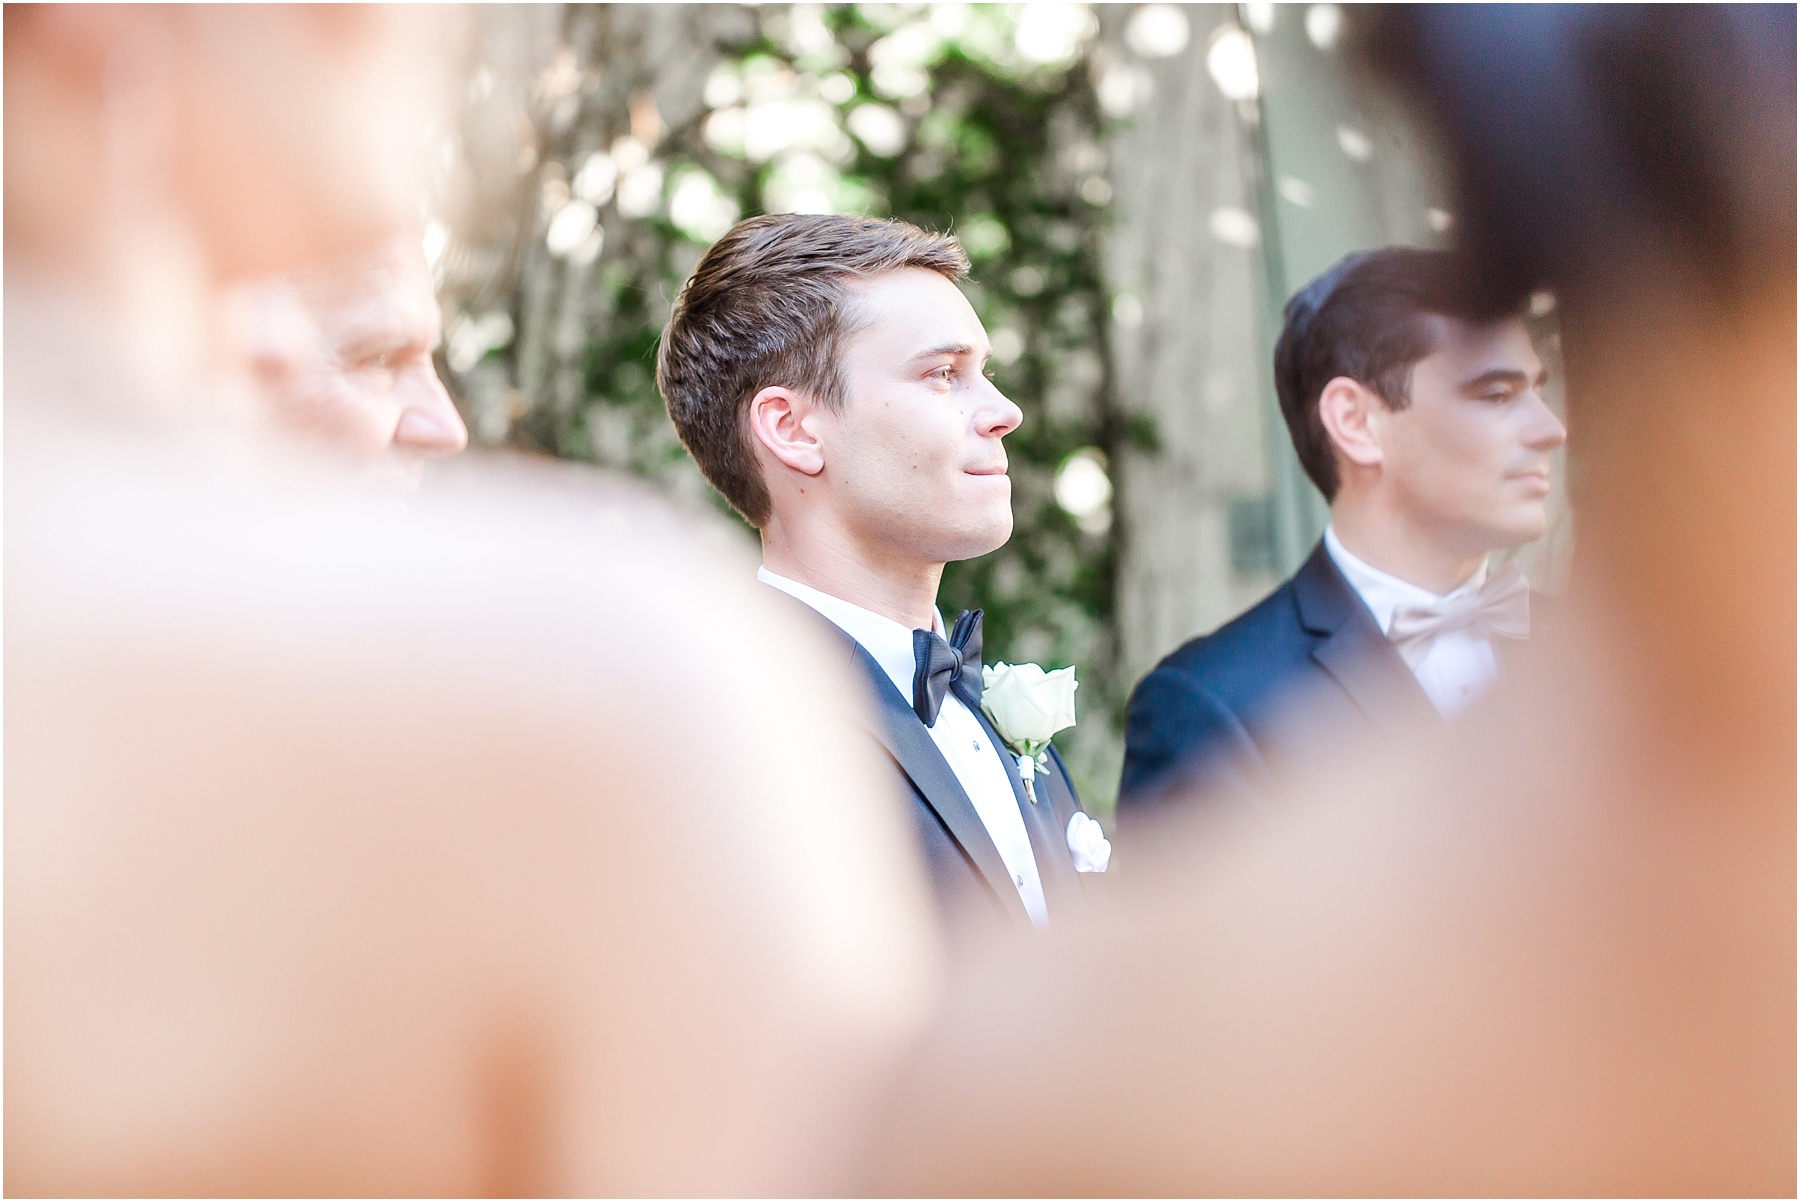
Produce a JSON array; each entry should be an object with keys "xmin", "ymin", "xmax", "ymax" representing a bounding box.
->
[
  {"xmin": 393, "ymin": 368, "xmax": 468, "ymax": 459},
  {"xmin": 1522, "ymin": 391, "xmax": 1568, "ymax": 451},
  {"xmin": 975, "ymin": 382, "xmax": 1024, "ymax": 439}
]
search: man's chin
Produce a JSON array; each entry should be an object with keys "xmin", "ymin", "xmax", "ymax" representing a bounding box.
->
[
  {"xmin": 1484, "ymin": 507, "xmax": 1549, "ymax": 551},
  {"xmin": 940, "ymin": 516, "xmax": 1013, "ymax": 563}
]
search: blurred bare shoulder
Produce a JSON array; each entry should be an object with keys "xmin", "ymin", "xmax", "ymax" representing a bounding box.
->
[{"xmin": 6, "ymin": 416, "xmax": 941, "ymax": 1196}]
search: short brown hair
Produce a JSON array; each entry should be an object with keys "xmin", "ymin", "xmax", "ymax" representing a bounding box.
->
[
  {"xmin": 1274, "ymin": 247, "xmax": 1502, "ymax": 500},
  {"xmin": 657, "ymin": 214, "xmax": 970, "ymax": 525}
]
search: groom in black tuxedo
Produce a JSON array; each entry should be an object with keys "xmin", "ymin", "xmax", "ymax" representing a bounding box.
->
[
  {"xmin": 1120, "ymin": 248, "xmax": 1567, "ymax": 818},
  {"xmin": 658, "ymin": 214, "xmax": 1104, "ymax": 933}
]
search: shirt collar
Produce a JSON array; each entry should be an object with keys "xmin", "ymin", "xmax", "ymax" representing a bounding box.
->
[
  {"xmin": 757, "ymin": 566, "xmax": 944, "ymax": 700},
  {"xmin": 1322, "ymin": 525, "xmax": 1488, "ymax": 635}
]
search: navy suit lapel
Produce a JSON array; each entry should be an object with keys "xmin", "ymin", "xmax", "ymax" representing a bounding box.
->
[
  {"xmin": 970, "ymin": 704, "xmax": 1083, "ymax": 920},
  {"xmin": 1291, "ymin": 541, "xmax": 1439, "ymax": 737}
]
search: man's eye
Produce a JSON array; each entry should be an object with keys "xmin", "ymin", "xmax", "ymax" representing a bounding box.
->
[
  {"xmin": 371, "ymin": 347, "xmax": 417, "ymax": 371},
  {"xmin": 983, "ymin": 367, "xmax": 997, "ymax": 381},
  {"xmin": 930, "ymin": 365, "xmax": 954, "ymax": 381}
]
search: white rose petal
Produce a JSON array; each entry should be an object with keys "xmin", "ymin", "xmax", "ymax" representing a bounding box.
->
[
  {"xmin": 981, "ymin": 661, "xmax": 1078, "ymax": 747},
  {"xmin": 1066, "ymin": 811, "xmax": 1110, "ymax": 873}
]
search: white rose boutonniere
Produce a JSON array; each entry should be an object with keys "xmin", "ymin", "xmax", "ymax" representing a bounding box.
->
[{"xmin": 980, "ymin": 661, "xmax": 1078, "ymax": 805}]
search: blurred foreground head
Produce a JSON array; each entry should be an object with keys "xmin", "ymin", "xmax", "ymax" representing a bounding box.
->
[
  {"xmin": 5, "ymin": 4, "xmax": 442, "ymax": 424},
  {"xmin": 1367, "ymin": 4, "xmax": 1795, "ymax": 314},
  {"xmin": 7, "ymin": 6, "xmax": 468, "ymax": 489},
  {"xmin": 1367, "ymin": 2, "xmax": 1795, "ymax": 734},
  {"xmin": 231, "ymin": 237, "xmax": 469, "ymax": 493},
  {"xmin": 870, "ymin": 7, "xmax": 1793, "ymax": 1194},
  {"xmin": 5, "ymin": 5, "xmax": 429, "ymax": 278}
]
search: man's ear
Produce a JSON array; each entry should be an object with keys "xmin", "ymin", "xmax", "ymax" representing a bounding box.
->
[
  {"xmin": 747, "ymin": 385, "xmax": 825, "ymax": 476},
  {"xmin": 1317, "ymin": 375, "xmax": 1385, "ymax": 471}
]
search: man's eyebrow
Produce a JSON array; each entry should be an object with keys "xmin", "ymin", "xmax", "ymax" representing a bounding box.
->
[
  {"xmin": 1459, "ymin": 368, "xmax": 1535, "ymax": 394},
  {"xmin": 906, "ymin": 342, "xmax": 978, "ymax": 362}
]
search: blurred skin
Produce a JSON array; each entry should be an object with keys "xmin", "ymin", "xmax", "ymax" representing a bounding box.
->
[
  {"xmin": 0, "ymin": 6, "xmax": 428, "ymax": 276},
  {"xmin": 1321, "ymin": 316, "xmax": 1567, "ymax": 592},
  {"xmin": 751, "ymin": 268, "xmax": 1024, "ymax": 629},
  {"xmin": 5, "ymin": 6, "xmax": 435, "ymax": 414},
  {"xmin": 7, "ymin": 450, "xmax": 941, "ymax": 1196},
  {"xmin": 6, "ymin": 4, "xmax": 941, "ymax": 1195},
  {"xmin": 236, "ymin": 238, "xmax": 469, "ymax": 493}
]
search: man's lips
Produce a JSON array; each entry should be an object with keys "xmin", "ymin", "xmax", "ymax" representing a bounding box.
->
[
  {"xmin": 1509, "ymin": 469, "xmax": 1551, "ymax": 491},
  {"xmin": 963, "ymin": 464, "xmax": 1009, "ymax": 476}
]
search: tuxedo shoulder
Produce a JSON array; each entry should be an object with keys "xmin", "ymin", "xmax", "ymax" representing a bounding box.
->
[{"xmin": 1142, "ymin": 577, "xmax": 1304, "ymax": 687}]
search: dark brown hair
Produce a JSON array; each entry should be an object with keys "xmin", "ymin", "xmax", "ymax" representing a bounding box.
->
[
  {"xmin": 657, "ymin": 213, "xmax": 970, "ymax": 526},
  {"xmin": 1274, "ymin": 246, "xmax": 1499, "ymax": 500}
]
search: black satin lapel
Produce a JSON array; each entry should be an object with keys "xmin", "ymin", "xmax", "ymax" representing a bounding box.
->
[
  {"xmin": 844, "ymin": 644, "xmax": 1030, "ymax": 924},
  {"xmin": 970, "ymin": 705, "xmax": 1082, "ymax": 920}
]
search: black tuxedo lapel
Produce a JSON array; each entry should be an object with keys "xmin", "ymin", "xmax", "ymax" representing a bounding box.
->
[
  {"xmin": 843, "ymin": 644, "xmax": 1032, "ymax": 923},
  {"xmin": 763, "ymin": 585, "xmax": 1040, "ymax": 925},
  {"xmin": 970, "ymin": 703, "xmax": 1083, "ymax": 920},
  {"xmin": 1291, "ymin": 541, "xmax": 1438, "ymax": 738}
]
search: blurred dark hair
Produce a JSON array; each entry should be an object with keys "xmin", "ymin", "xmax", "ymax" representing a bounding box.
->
[
  {"xmin": 1357, "ymin": 5, "xmax": 1795, "ymax": 310},
  {"xmin": 1274, "ymin": 247, "xmax": 1504, "ymax": 500},
  {"xmin": 657, "ymin": 213, "xmax": 969, "ymax": 526}
]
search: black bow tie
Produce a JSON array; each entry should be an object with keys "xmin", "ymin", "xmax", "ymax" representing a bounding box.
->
[{"xmin": 912, "ymin": 609, "xmax": 983, "ymax": 728}]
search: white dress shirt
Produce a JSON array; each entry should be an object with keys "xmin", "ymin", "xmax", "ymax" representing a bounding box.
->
[
  {"xmin": 758, "ymin": 567, "xmax": 1050, "ymax": 927},
  {"xmin": 1323, "ymin": 526, "xmax": 1502, "ymax": 718}
]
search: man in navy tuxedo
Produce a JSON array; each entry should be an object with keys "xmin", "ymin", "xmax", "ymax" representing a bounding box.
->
[
  {"xmin": 658, "ymin": 214, "xmax": 1105, "ymax": 933},
  {"xmin": 1120, "ymin": 248, "xmax": 1567, "ymax": 817}
]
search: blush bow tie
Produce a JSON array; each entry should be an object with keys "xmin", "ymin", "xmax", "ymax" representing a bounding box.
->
[
  {"xmin": 1387, "ymin": 563, "xmax": 1531, "ymax": 669},
  {"xmin": 912, "ymin": 609, "xmax": 984, "ymax": 727}
]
